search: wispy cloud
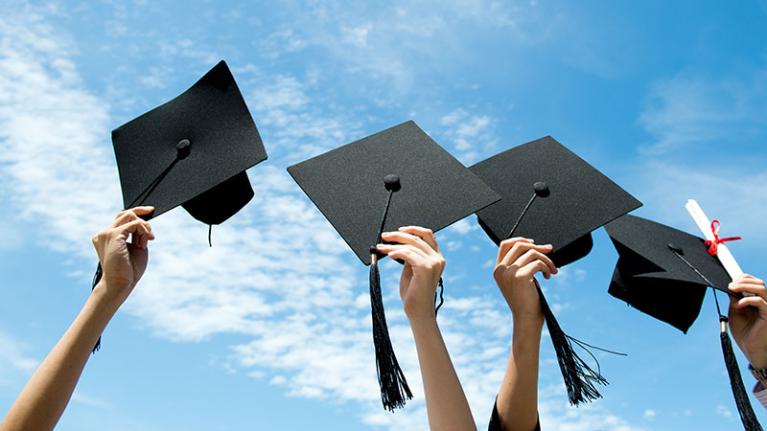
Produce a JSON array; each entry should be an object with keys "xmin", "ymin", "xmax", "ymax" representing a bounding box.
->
[
  {"xmin": 639, "ymin": 70, "xmax": 767, "ymax": 156},
  {"xmin": 0, "ymin": 329, "xmax": 38, "ymax": 382},
  {"xmin": 440, "ymin": 108, "xmax": 498, "ymax": 164}
]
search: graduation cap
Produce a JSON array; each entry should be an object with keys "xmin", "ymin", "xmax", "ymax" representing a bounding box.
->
[
  {"xmin": 288, "ymin": 120, "xmax": 500, "ymax": 410},
  {"xmin": 91, "ymin": 60, "xmax": 267, "ymax": 350},
  {"xmin": 470, "ymin": 136, "xmax": 642, "ymax": 405},
  {"xmin": 606, "ymin": 213, "xmax": 761, "ymax": 430}
]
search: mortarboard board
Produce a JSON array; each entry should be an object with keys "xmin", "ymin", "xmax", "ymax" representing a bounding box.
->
[
  {"xmin": 112, "ymin": 60, "xmax": 267, "ymax": 225},
  {"xmin": 470, "ymin": 136, "xmax": 642, "ymax": 405},
  {"xmin": 606, "ymin": 214, "xmax": 761, "ymax": 430},
  {"xmin": 287, "ymin": 120, "xmax": 500, "ymax": 410},
  {"xmin": 91, "ymin": 60, "xmax": 267, "ymax": 351}
]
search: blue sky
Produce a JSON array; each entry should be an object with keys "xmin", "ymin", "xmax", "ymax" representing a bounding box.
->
[{"xmin": 1, "ymin": 0, "xmax": 767, "ymax": 429}]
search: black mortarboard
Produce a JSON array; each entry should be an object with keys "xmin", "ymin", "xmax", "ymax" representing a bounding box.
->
[
  {"xmin": 469, "ymin": 136, "xmax": 642, "ymax": 405},
  {"xmin": 470, "ymin": 136, "xmax": 643, "ymax": 266},
  {"xmin": 605, "ymin": 214, "xmax": 732, "ymax": 332},
  {"xmin": 606, "ymin": 215, "xmax": 762, "ymax": 430},
  {"xmin": 112, "ymin": 60, "xmax": 267, "ymax": 224},
  {"xmin": 92, "ymin": 60, "xmax": 267, "ymax": 351},
  {"xmin": 288, "ymin": 120, "xmax": 500, "ymax": 410}
]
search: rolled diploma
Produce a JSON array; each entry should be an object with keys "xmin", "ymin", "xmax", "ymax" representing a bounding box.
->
[{"xmin": 685, "ymin": 199, "xmax": 744, "ymax": 280}]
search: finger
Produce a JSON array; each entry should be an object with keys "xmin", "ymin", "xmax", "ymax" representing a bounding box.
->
[
  {"xmin": 384, "ymin": 247, "xmax": 427, "ymax": 268},
  {"xmin": 515, "ymin": 249, "xmax": 558, "ymax": 276},
  {"xmin": 500, "ymin": 242, "xmax": 553, "ymax": 268},
  {"xmin": 110, "ymin": 210, "xmax": 139, "ymax": 228},
  {"xmin": 398, "ymin": 226, "xmax": 439, "ymax": 252},
  {"xmin": 734, "ymin": 296, "xmax": 767, "ymax": 318},
  {"xmin": 377, "ymin": 243, "xmax": 428, "ymax": 260},
  {"xmin": 129, "ymin": 206, "xmax": 155, "ymax": 217},
  {"xmin": 729, "ymin": 282, "xmax": 767, "ymax": 298},
  {"xmin": 497, "ymin": 237, "xmax": 534, "ymax": 263},
  {"xmin": 381, "ymin": 231, "xmax": 434, "ymax": 256},
  {"xmin": 118, "ymin": 220, "xmax": 155, "ymax": 248},
  {"xmin": 518, "ymin": 260, "xmax": 552, "ymax": 280}
]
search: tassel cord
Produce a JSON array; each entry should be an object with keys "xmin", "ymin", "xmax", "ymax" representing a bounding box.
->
[
  {"xmin": 369, "ymin": 185, "xmax": 412, "ymax": 410},
  {"xmin": 505, "ymin": 189, "xmax": 611, "ymax": 405},
  {"xmin": 670, "ymin": 249, "xmax": 762, "ymax": 431},
  {"xmin": 91, "ymin": 151, "xmax": 186, "ymax": 354}
]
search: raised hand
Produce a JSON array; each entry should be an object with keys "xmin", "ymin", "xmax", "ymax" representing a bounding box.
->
[{"xmin": 729, "ymin": 274, "xmax": 767, "ymax": 369}]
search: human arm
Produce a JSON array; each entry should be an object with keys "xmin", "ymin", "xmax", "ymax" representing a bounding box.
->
[
  {"xmin": 491, "ymin": 238, "xmax": 557, "ymax": 431},
  {"xmin": 377, "ymin": 226, "xmax": 475, "ymax": 431},
  {"xmin": 1, "ymin": 207, "xmax": 155, "ymax": 431}
]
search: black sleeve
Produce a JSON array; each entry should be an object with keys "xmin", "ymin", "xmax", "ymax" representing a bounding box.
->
[{"xmin": 488, "ymin": 398, "xmax": 541, "ymax": 431}]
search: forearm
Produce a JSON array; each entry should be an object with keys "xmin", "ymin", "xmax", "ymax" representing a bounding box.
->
[
  {"xmin": 495, "ymin": 317, "xmax": 543, "ymax": 431},
  {"xmin": 409, "ymin": 316, "xmax": 476, "ymax": 431},
  {"xmin": 1, "ymin": 282, "xmax": 120, "ymax": 431}
]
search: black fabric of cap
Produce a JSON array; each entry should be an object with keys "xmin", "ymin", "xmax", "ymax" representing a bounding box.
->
[
  {"xmin": 288, "ymin": 120, "xmax": 500, "ymax": 411},
  {"xmin": 288, "ymin": 120, "xmax": 501, "ymax": 264},
  {"xmin": 606, "ymin": 214, "xmax": 734, "ymax": 333},
  {"xmin": 470, "ymin": 136, "xmax": 642, "ymax": 266},
  {"xmin": 112, "ymin": 60, "xmax": 267, "ymax": 224}
]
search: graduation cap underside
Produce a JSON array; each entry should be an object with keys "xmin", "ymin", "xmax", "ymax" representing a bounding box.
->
[
  {"xmin": 288, "ymin": 120, "xmax": 500, "ymax": 411},
  {"xmin": 469, "ymin": 136, "xmax": 642, "ymax": 406}
]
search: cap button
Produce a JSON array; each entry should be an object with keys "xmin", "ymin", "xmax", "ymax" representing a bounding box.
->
[
  {"xmin": 384, "ymin": 174, "xmax": 401, "ymax": 192},
  {"xmin": 533, "ymin": 181, "xmax": 550, "ymax": 197},
  {"xmin": 667, "ymin": 243, "xmax": 683, "ymax": 254},
  {"xmin": 176, "ymin": 139, "xmax": 191, "ymax": 160}
]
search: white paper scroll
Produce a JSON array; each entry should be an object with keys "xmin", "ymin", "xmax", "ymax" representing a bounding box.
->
[{"xmin": 685, "ymin": 199, "xmax": 744, "ymax": 280}]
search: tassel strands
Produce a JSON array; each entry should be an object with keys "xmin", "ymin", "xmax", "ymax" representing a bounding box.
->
[
  {"xmin": 370, "ymin": 251, "xmax": 413, "ymax": 411},
  {"xmin": 368, "ymin": 174, "xmax": 412, "ymax": 411},
  {"xmin": 536, "ymin": 280, "xmax": 608, "ymax": 404},
  {"xmin": 90, "ymin": 262, "xmax": 103, "ymax": 353},
  {"xmin": 506, "ymin": 182, "xmax": 609, "ymax": 405},
  {"xmin": 669, "ymin": 245, "xmax": 762, "ymax": 431},
  {"xmin": 719, "ymin": 316, "xmax": 762, "ymax": 431}
]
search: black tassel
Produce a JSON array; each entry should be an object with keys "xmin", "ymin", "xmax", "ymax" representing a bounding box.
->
[
  {"xmin": 719, "ymin": 317, "xmax": 763, "ymax": 431},
  {"xmin": 536, "ymin": 282, "xmax": 607, "ymax": 405},
  {"xmin": 91, "ymin": 262, "xmax": 103, "ymax": 353},
  {"xmin": 434, "ymin": 277, "xmax": 445, "ymax": 317},
  {"xmin": 370, "ymin": 251, "xmax": 412, "ymax": 411}
]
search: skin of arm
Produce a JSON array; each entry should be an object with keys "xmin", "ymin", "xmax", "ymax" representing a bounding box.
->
[
  {"xmin": 377, "ymin": 226, "xmax": 476, "ymax": 431},
  {"xmin": 492, "ymin": 238, "xmax": 558, "ymax": 431},
  {"xmin": 728, "ymin": 274, "xmax": 767, "ymax": 370},
  {"xmin": 1, "ymin": 207, "xmax": 155, "ymax": 431}
]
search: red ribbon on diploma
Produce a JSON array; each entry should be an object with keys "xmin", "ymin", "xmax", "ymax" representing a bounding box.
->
[{"xmin": 704, "ymin": 219, "xmax": 742, "ymax": 256}]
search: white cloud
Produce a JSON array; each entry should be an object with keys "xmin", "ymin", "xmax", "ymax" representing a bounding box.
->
[
  {"xmin": 440, "ymin": 108, "xmax": 498, "ymax": 164},
  {"xmin": 643, "ymin": 409, "xmax": 656, "ymax": 419},
  {"xmin": 0, "ymin": 329, "xmax": 38, "ymax": 383},
  {"xmin": 715, "ymin": 404, "xmax": 733, "ymax": 419},
  {"xmin": 639, "ymin": 71, "xmax": 767, "ymax": 156}
]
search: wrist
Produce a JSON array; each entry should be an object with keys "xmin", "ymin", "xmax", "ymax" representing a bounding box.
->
[
  {"xmin": 406, "ymin": 308, "xmax": 437, "ymax": 327},
  {"xmin": 91, "ymin": 280, "xmax": 131, "ymax": 314},
  {"xmin": 512, "ymin": 316, "xmax": 543, "ymax": 345}
]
